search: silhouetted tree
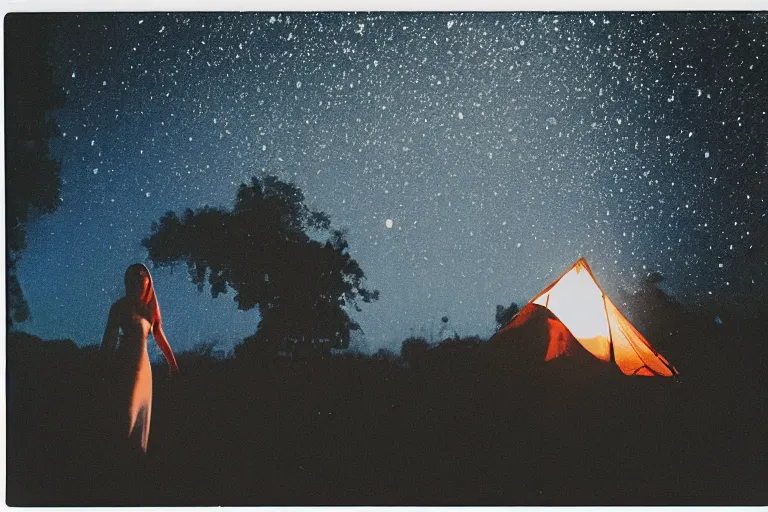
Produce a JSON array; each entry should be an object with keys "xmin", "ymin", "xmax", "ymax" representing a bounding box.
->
[
  {"xmin": 373, "ymin": 347, "xmax": 398, "ymax": 361},
  {"xmin": 143, "ymin": 175, "xmax": 378, "ymax": 358},
  {"xmin": 437, "ymin": 315, "xmax": 450, "ymax": 340},
  {"xmin": 400, "ymin": 336, "xmax": 429, "ymax": 366},
  {"xmin": 431, "ymin": 335, "xmax": 483, "ymax": 365},
  {"xmin": 5, "ymin": 14, "xmax": 66, "ymax": 326},
  {"xmin": 495, "ymin": 302, "xmax": 520, "ymax": 329},
  {"xmin": 618, "ymin": 272, "xmax": 692, "ymax": 365}
]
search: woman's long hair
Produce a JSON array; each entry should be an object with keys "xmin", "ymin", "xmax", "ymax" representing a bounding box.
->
[{"xmin": 124, "ymin": 263, "xmax": 161, "ymax": 327}]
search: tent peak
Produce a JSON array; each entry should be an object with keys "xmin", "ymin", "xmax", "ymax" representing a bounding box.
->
[
  {"xmin": 571, "ymin": 257, "xmax": 601, "ymax": 280},
  {"xmin": 573, "ymin": 256, "xmax": 590, "ymax": 268}
]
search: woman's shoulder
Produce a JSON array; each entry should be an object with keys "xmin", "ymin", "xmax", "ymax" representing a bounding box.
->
[{"xmin": 111, "ymin": 297, "xmax": 128, "ymax": 313}]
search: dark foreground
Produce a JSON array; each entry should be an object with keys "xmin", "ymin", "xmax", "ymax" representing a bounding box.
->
[{"xmin": 6, "ymin": 327, "xmax": 766, "ymax": 506}]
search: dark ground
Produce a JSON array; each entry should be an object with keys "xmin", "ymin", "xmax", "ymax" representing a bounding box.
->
[{"xmin": 5, "ymin": 320, "xmax": 766, "ymax": 506}]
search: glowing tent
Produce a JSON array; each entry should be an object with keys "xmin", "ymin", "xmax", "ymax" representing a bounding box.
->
[{"xmin": 491, "ymin": 257, "xmax": 678, "ymax": 377}]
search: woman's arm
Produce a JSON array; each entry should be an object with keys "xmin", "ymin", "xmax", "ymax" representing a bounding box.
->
[
  {"xmin": 153, "ymin": 320, "xmax": 179, "ymax": 374},
  {"xmin": 99, "ymin": 302, "xmax": 120, "ymax": 376}
]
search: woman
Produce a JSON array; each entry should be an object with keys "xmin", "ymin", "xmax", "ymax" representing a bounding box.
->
[{"xmin": 100, "ymin": 263, "xmax": 179, "ymax": 454}]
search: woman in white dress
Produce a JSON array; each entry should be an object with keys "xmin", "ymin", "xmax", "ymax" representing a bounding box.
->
[{"xmin": 100, "ymin": 263, "xmax": 179, "ymax": 454}]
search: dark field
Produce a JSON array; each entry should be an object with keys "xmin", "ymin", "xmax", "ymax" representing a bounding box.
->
[{"xmin": 6, "ymin": 322, "xmax": 765, "ymax": 506}]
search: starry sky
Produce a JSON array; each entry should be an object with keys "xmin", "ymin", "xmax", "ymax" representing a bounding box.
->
[{"xmin": 12, "ymin": 12, "xmax": 768, "ymax": 354}]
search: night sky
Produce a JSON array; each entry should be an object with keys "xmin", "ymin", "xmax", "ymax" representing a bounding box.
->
[{"xmin": 13, "ymin": 12, "xmax": 768, "ymax": 355}]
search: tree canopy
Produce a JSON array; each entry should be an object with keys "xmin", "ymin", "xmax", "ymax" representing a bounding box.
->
[
  {"xmin": 5, "ymin": 14, "xmax": 66, "ymax": 326},
  {"xmin": 143, "ymin": 175, "xmax": 378, "ymax": 356},
  {"xmin": 495, "ymin": 302, "xmax": 520, "ymax": 330}
]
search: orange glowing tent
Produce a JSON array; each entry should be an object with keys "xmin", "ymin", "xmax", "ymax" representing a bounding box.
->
[{"xmin": 491, "ymin": 257, "xmax": 678, "ymax": 377}]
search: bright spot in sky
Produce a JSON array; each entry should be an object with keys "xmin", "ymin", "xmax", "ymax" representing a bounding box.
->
[{"xmin": 385, "ymin": 219, "xmax": 393, "ymax": 229}]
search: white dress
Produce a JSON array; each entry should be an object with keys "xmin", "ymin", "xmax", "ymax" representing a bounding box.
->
[{"xmin": 113, "ymin": 304, "xmax": 153, "ymax": 453}]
